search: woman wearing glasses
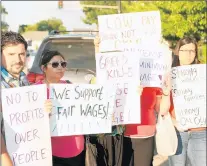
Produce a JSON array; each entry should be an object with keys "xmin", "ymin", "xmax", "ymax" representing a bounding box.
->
[
  {"xmin": 166, "ymin": 37, "xmax": 206, "ymax": 166},
  {"xmin": 35, "ymin": 50, "xmax": 85, "ymax": 166}
]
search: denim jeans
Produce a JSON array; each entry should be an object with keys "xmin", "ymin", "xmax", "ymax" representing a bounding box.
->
[{"xmin": 168, "ymin": 129, "xmax": 206, "ymax": 166}]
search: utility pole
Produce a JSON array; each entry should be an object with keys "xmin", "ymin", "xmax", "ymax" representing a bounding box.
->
[{"xmin": 117, "ymin": 0, "xmax": 121, "ymax": 14}]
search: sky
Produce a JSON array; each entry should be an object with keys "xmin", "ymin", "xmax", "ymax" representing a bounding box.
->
[{"xmin": 2, "ymin": 1, "xmax": 96, "ymax": 32}]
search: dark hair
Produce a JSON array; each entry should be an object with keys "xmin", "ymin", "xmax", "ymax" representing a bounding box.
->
[
  {"xmin": 40, "ymin": 50, "xmax": 65, "ymax": 66},
  {"xmin": 172, "ymin": 36, "xmax": 199, "ymax": 67},
  {"xmin": 1, "ymin": 31, "xmax": 28, "ymax": 52}
]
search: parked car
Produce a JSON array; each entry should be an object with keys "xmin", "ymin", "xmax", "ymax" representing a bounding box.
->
[{"xmin": 27, "ymin": 30, "xmax": 97, "ymax": 84}]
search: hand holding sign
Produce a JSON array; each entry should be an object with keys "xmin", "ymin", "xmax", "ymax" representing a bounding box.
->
[
  {"xmin": 137, "ymin": 86, "xmax": 143, "ymax": 96},
  {"xmin": 162, "ymin": 72, "xmax": 172, "ymax": 96},
  {"xmin": 44, "ymin": 99, "xmax": 53, "ymax": 114}
]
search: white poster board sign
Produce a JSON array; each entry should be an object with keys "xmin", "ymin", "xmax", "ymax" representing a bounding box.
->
[
  {"xmin": 49, "ymin": 84, "xmax": 115, "ymax": 136},
  {"xmin": 1, "ymin": 85, "xmax": 52, "ymax": 166},
  {"xmin": 96, "ymin": 52, "xmax": 140, "ymax": 125},
  {"xmin": 136, "ymin": 44, "xmax": 172, "ymax": 87},
  {"xmin": 172, "ymin": 64, "xmax": 206, "ymax": 129},
  {"xmin": 98, "ymin": 11, "xmax": 161, "ymax": 52}
]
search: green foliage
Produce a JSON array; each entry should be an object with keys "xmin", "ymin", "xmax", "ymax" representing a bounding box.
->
[
  {"xmin": 1, "ymin": 5, "xmax": 9, "ymax": 31},
  {"xmin": 81, "ymin": 1, "xmax": 207, "ymax": 41},
  {"xmin": 81, "ymin": 1, "xmax": 117, "ymax": 25},
  {"xmin": 24, "ymin": 18, "xmax": 67, "ymax": 33},
  {"xmin": 202, "ymin": 45, "xmax": 206, "ymax": 63},
  {"xmin": 198, "ymin": 44, "xmax": 207, "ymax": 64},
  {"xmin": 18, "ymin": 24, "xmax": 28, "ymax": 34}
]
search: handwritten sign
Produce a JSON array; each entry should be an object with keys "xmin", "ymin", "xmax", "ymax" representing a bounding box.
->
[
  {"xmin": 49, "ymin": 84, "xmax": 115, "ymax": 136},
  {"xmin": 172, "ymin": 64, "xmax": 206, "ymax": 129},
  {"xmin": 98, "ymin": 11, "xmax": 161, "ymax": 52},
  {"xmin": 1, "ymin": 85, "xmax": 52, "ymax": 166},
  {"xmin": 135, "ymin": 44, "xmax": 172, "ymax": 87},
  {"xmin": 96, "ymin": 52, "xmax": 140, "ymax": 125}
]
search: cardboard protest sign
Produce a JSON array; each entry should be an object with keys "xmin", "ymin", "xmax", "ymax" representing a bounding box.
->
[
  {"xmin": 136, "ymin": 44, "xmax": 172, "ymax": 87},
  {"xmin": 98, "ymin": 11, "xmax": 161, "ymax": 52},
  {"xmin": 1, "ymin": 84, "xmax": 52, "ymax": 166},
  {"xmin": 49, "ymin": 84, "xmax": 115, "ymax": 136},
  {"xmin": 172, "ymin": 64, "xmax": 206, "ymax": 129},
  {"xmin": 96, "ymin": 52, "xmax": 140, "ymax": 125}
]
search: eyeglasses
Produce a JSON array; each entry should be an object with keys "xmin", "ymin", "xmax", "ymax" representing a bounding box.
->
[
  {"xmin": 48, "ymin": 61, "xmax": 67, "ymax": 68},
  {"xmin": 179, "ymin": 50, "xmax": 196, "ymax": 54}
]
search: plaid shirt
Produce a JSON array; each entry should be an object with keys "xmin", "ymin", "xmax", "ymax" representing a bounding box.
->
[
  {"xmin": 1, "ymin": 67, "xmax": 30, "ymax": 89},
  {"xmin": 1, "ymin": 67, "xmax": 30, "ymax": 139}
]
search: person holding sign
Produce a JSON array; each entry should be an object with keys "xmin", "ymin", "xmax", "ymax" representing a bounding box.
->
[
  {"xmin": 123, "ymin": 87, "xmax": 163, "ymax": 166},
  {"xmin": 35, "ymin": 50, "xmax": 85, "ymax": 166},
  {"xmin": 88, "ymin": 35, "xmax": 124, "ymax": 166},
  {"xmin": 1, "ymin": 31, "xmax": 30, "ymax": 165},
  {"xmin": 167, "ymin": 37, "xmax": 206, "ymax": 166}
]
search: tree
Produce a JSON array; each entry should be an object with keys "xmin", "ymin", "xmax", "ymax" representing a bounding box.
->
[
  {"xmin": 0, "ymin": 5, "xmax": 9, "ymax": 31},
  {"xmin": 81, "ymin": 1, "xmax": 117, "ymax": 25},
  {"xmin": 18, "ymin": 24, "xmax": 28, "ymax": 34},
  {"xmin": 153, "ymin": 1, "xmax": 207, "ymax": 41},
  {"xmin": 81, "ymin": 1, "xmax": 207, "ymax": 42},
  {"xmin": 24, "ymin": 18, "xmax": 67, "ymax": 33}
]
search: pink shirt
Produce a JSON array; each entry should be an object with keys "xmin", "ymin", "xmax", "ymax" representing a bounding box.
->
[{"xmin": 35, "ymin": 80, "xmax": 84, "ymax": 158}]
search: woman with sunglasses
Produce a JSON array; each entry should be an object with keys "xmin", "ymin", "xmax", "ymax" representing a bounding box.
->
[{"xmin": 35, "ymin": 50, "xmax": 85, "ymax": 166}]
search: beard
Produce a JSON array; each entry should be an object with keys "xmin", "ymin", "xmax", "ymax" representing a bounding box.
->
[{"xmin": 10, "ymin": 62, "xmax": 25, "ymax": 77}]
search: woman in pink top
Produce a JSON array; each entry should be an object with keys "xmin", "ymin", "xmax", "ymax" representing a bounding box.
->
[{"xmin": 36, "ymin": 50, "xmax": 85, "ymax": 166}]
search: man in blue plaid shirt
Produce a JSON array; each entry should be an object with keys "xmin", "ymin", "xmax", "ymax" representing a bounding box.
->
[{"xmin": 1, "ymin": 31, "xmax": 29, "ymax": 165}]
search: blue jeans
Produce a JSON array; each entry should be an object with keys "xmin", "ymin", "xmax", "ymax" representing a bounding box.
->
[{"xmin": 168, "ymin": 129, "xmax": 206, "ymax": 166}]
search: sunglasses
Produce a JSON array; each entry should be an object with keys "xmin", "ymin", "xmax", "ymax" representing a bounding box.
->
[{"xmin": 48, "ymin": 61, "xmax": 67, "ymax": 68}]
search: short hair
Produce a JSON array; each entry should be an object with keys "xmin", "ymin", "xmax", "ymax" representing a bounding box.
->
[
  {"xmin": 172, "ymin": 36, "xmax": 199, "ymax": 67},
  {"xmin": 40, "ymin": 50, "xmax": 65, "ymax": 66},
  {"xmin": 1, "ymin": 31, "xmax": 28, "ymax": 52}
]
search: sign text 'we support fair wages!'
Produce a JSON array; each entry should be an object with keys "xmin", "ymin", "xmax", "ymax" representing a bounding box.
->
[
  {"xmin": 1, "ymin": 84, "xmax": 52, "ymax": 166},
  {"xmin": 49, "ymin": 84, "xmax": 115, "ymax": 136},
  {"xmin": 96, "ymin": 52, "xmax": 141, "ymax": 125}
]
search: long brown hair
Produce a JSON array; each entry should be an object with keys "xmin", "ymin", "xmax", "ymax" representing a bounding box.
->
[{"xmin": 172, "ymin": 36, "xmax": 199, "ymax": 67}]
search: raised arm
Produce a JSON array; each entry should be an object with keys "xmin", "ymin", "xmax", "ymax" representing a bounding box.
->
[{"xmin": 1, "ymin": 134, "xmax": 13, "ymax": 166}]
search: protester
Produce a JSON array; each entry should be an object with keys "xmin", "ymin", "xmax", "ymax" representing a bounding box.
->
[
  {"xmin": 87, "ymin": 35, "xmax": 124, "ymax": 166},
  {"xmin": 1, "ymin": 31, "xmax": 52, "ymax": 166},
  {"xmin": 152, "ymin": 39, "xmax": 174, "ymax": 166},
  {"xmin": 35, "ymin": 50, "xmax": 85, "ymax": 166},
  {"xmin": 1, "ymin": 31, "xmax": 29, "ymax": 88},
  {"xmin": 1, "ymin": 31, "xmax": 30, "ymax": 165},
  {"xmin": 122, "ymin": 86, "xmax": 163, "ymax": 166},
  {"xmin": 165, "ymin": 36, "xmax": 206, "ymax": 166}
]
